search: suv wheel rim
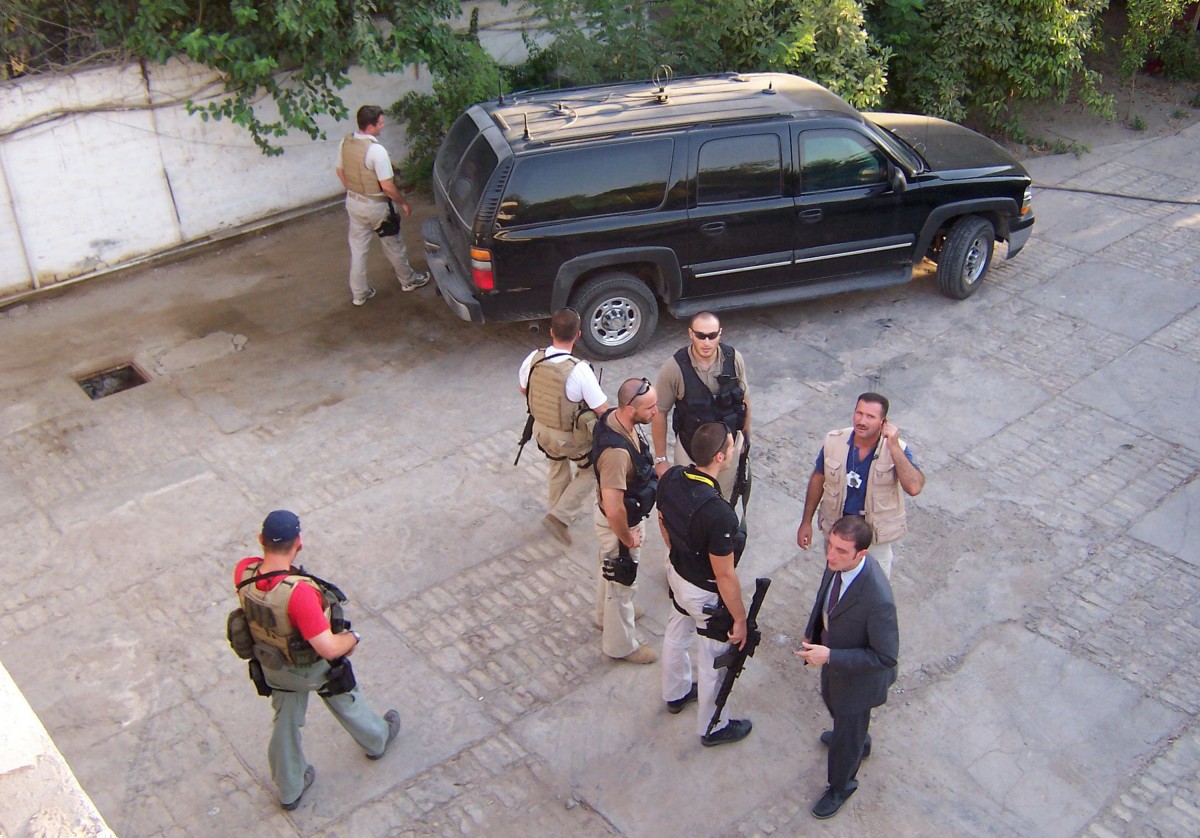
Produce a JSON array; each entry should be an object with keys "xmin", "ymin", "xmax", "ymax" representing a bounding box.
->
[
  {"xmin": 590, "ymin": 297, "xmax": 640, "ymax": 347},
  {"xmin": 963, "ymin": 234, "xmax": 988, "ymax": 285}
]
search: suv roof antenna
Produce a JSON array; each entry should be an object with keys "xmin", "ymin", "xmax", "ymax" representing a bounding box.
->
[
  {"xmin": 652, "ymin": 64, "xmax": 673, "ymax": 103},
  {"xmin": 522, "ymin": 113, "xmax": 530, "ymax": 140},
  {"xmin": 498, "ymin": 79, "xmax": 506, "ymax": 106},
  {"xmin": 762, "ymin": 80, "xmax": 776, "ymax": 95}
]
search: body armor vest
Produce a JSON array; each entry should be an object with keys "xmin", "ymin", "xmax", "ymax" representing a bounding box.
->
[
  {"xmin": 237, "ymin": 561, "xmax": 336, "ymax": 668},
  {"xmin": 671, "ymin": 344, "xmax": 746, "ymax": 458},
  {"xmin": 658, "ymin": 466, "xmax": 746, "ymax": 593},
  {"xmin": 341, "ymin": 135, "xmax": 386, "ymax": 198},
  {"xmin": 816, "ymin": 428, "xmax": 908, "ymax": 544},
  {"xmin": 527, "ymin": 350, "xmax": 581, "ymax": 431},
  {"xmin": 592, "ymin": 413, "xmax": 658, "ymax": 523}
]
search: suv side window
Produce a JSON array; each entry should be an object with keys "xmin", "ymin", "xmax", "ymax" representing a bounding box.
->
[
  {"xmin": 496, "ymin": 139, "xmax": 673, "ymax": 228},
  {"xmin": 800, "ymin": 129, "xmax": 888, "ymax": 193},
  {"xmin": 697, "ymin": 134, "xmax": 782, "ymax": 204}
]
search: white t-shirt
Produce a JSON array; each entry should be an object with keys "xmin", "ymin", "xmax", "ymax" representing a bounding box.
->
[{"xmin": 518, "ymin": 347, "xmax": 607, "ymax": 410}]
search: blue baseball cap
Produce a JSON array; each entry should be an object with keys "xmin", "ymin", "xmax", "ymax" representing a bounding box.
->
[{"xmin": 261, "ymin": 510, "xmax": 301, "ymax": 543}]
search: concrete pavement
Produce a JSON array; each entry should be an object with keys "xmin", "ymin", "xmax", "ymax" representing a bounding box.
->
[{"xmin": 0, "ymin": 123, "xmax": 1198, "ymax": 837}]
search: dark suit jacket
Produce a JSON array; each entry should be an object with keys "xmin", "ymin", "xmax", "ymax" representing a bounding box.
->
[{"xmin": 804, "ymin": 554, "xmax": 899, "ymax": 714}]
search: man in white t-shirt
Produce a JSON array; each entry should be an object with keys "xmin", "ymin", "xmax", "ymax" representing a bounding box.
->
[
  {"xmin": 518, "ymin": 309, "xmax": 610, "ymax": 545},
  {"xmin": 335, "ymin": 105, "xmax": 429, "ymax": 306}
]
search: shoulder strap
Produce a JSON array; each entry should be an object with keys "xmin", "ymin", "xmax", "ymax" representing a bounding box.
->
[
  {"xmin": 524, "ymin": 352, "xmax": 552, "ymax": 413},
  {"xmin": 236, "ymin": 568, "xmax": 346, "ymax": 602}
]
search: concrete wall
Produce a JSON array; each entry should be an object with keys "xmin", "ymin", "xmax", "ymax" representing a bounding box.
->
[
  {"xmin": 0, "ymin": 1, "xmax": 539, "ymax": 299},
  {"xmin": 0, "ymin": 660, "xmax": 114, "ymax": 837}
]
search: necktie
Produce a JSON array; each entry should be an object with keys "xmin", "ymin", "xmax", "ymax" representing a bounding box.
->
[{"xmin": 828, "ymin": 572, "xmax": 842, "ymax": 613}]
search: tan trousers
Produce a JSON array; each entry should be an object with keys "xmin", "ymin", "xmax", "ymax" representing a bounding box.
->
[
  {"xmin": 344, "ymin": 193, "xmax": 419, "ymax": 301},
  {"xmin": 593, "ymin": 505, "xmax": 641, "ymax": 658},
  {"xmin": 535, "ymin": 422, "xmax": 594, "ymax": 525}
]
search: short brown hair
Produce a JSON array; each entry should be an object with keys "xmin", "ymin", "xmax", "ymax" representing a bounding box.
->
[
  {"xmin": 689, "ymin": 422, "xmax": 729, "ymax": 467},
  {"xmin": 689, "ymin": 311, "xmax": 720, "ymax": 330},
  {"xmin": 357, "ymin": 105, "xmax": 384, "ymax": 130},
  {"xmin": 857, "ymin": 392, "xmax": 889, "ymax": 417},
  {"xmin": 550, "ymin": 309, "xmax": 581, "ymax": 342},
  {"xmin": 830, "ymin": 515, "xmax": 872, "ymax": 552}
]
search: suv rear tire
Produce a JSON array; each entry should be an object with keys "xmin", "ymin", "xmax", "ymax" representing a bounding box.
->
[
  {"xmin": 937, "ymin": 215, "xmax": 994, "ymax": 300},
  {"xmin": 571, "ymin": 272, "xmax": 659, "ymax": 360}
]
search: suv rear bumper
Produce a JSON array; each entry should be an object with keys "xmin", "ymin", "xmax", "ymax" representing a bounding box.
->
[{"xmin": 422, "ymin": 218, "xmax": 484, "ymax": 323}]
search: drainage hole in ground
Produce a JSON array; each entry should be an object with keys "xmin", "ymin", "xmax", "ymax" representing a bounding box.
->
[{"xmin": 76, "ymin": 364, "xmax": 149, "ymax": 400}]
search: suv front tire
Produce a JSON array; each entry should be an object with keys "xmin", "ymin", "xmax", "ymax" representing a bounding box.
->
[{"xmin": 937, "ymin": 215, "xmax": 995, "ymax": 300}]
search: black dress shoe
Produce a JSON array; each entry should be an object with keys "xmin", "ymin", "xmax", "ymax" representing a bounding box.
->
[
  {"xmin": 811, "ymin": 780, "xmax": 858, "ymax": 819},
  {"xmin": 701, "ymin": 718, "xmax": 752, "ymax": 747},
  {"xmin": 819, "ymin": 729, "xmax": 872, "ymax": 759},
  {"xmin": 667, "ymin": 684, "xmax": 698, "ymax": 714}
]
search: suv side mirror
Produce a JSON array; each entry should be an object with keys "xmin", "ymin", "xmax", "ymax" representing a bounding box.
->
[{"xmin": 889, "ymin": 166, "xmax": 907, "ymax": 194}]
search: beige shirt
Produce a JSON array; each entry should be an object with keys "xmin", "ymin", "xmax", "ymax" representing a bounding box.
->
[{"xmin": 656, "ymin": 345, "xmax": 748, "ymax": 412}]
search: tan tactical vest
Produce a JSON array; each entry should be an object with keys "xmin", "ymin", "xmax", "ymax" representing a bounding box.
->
[
  {"xmin": 528, "ymin": 350, "xmax": 581, "ymax": 431},
  {"xmin": 237, "ymin": 562, "xmax": 329, "ymax": 667},
  {"xmin": 341, "ymin": 135, "xmax": 386, "ymax": 199},
  {"xmin": 816, "ymin": 428, "xmax": 908, "ymax": 545}
]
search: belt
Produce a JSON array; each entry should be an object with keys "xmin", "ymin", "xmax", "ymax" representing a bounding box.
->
[{"xmin": 347, "ymin": 191, "xmax": 388, "ymax": 203}]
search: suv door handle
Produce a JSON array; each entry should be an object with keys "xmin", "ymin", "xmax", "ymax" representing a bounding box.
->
[
  {"xmin": 799, "ymin": 208, "xmax": 823, "ymax": 223},
  {"xmin": 700, "ymin": 221, "xmax": 726, "ymax": 236}
]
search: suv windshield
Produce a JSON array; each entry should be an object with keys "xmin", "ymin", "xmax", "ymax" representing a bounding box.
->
[{"xmin": 863, "ymin": 118, "xmax": 924, "ymax": 172}]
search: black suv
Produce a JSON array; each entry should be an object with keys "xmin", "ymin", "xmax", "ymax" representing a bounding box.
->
[{"xmin": 422, "ymin": 72, "xmax": 1034, "ymax": 359}]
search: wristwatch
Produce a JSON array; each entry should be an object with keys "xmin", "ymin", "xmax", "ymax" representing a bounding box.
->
[
  {"xmin": 350, "ymin": 631, "xmax": 361, "ymax": 643},
  {"xmin": 654, "ymin": 455, "xmax": 668, "ymax": 464}
]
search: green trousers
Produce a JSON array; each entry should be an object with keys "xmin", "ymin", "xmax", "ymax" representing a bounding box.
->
[{"xmin": 264, "ymin": 658, "xmax": 388, "ymax": 805}]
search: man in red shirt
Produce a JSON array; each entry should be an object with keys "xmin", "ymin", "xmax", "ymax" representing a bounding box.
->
[{"xmin": 234, "ymin": 510, "xmax": 400, "ymax": 810}]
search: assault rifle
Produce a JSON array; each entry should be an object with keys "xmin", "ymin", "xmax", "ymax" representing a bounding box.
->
[
  {"xmin": 514, "ymin": 414, "xmax": 535, "ymax": 465},
  {"xmin": 705, "ymin": 576, "xmax": 771, "ymax": 737},
  {"xmin": 728, "ymin": 441, "xmax": 752, "ymax": 521}
]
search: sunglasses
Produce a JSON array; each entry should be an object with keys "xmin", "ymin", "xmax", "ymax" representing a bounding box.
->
[
  {"xmin": 634, "ymin": 377, "xmax": 651, "ymax": 398},
  {"xmin": 691, "ymin": 329, "xmax": 721, "ymax": 341}
]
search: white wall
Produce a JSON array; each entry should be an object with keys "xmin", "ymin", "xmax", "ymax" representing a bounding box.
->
[{"xmin": 0, "ymin": 0, "xmax": 541, "ymax": 299}]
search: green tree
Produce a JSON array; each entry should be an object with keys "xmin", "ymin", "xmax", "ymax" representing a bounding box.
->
[
  {"xmin": 518, "ymin": 0, "xmax": 888, "ymax": 108},
  {"xmin": 875, "ymin": 0, "xmax": 1112, "ymax": 129},
  {"xmin": 111, "ymin": 0, "xmax": 464, "ymax": 155}
]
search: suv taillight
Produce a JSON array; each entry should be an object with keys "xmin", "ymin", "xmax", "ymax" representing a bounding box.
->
[{"xmin": 470, "ymin": 247, "xmax": 494, "ymax": 291}]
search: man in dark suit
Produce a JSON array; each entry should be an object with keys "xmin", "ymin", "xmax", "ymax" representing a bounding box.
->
[{"xmin": 796, "ymin": 514, "xmax": 899, "ymax": 819}]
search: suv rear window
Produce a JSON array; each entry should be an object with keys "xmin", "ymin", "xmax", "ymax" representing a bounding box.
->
[
  {"xmin": 448, "ymin": 135, "xmax": 500, "ymax": 220},
  {"xmin": 496, "ymin": 139, "xmax": 673, "ymax": 228},
  {"xmin": 436, "ymin": 114, "xmax": 482, "ymax": 186}
]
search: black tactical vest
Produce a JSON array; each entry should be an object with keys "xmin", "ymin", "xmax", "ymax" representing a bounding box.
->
[
  {"xmin": 671, "ymin": 344, "xmax": 746, "ymax": 458},
  {"xmin": 592, "ymin": 412, "xmax": 658, "ymax": 524},
  {"xmin": 657, "ymin": 465, "xmax": 746, "ymax": 592}
]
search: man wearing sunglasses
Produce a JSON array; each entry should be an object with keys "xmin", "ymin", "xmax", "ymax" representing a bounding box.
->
[
  {"xmin": 652, "ymin": 312, "xmax": 750, "ymax": 500},
  {"xmin": 591, "ymin": 377, "xmax": 662, "ymax": 664}
]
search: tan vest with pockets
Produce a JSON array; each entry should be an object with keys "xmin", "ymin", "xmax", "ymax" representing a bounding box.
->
[
  {"xmin": 237, "ymin": 562, "xmax": 326, "ymax": 668},
  {"xmin": 816, "ymin": 428, "xmax": 908, "ymax": 545},
  {"xmin": 528, "ymin": 350, "xmax": 581, "ymax": 431},
  {"xmin": 341, "ymin": 135, "xmax": 386, "ymax": 199}
]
